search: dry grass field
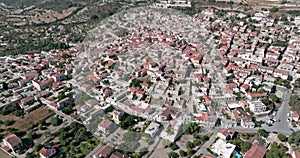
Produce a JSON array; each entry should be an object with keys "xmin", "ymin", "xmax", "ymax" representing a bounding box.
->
[{"xmin": 0, "ymin": 107, "xmax": 54, "ymax": 134}]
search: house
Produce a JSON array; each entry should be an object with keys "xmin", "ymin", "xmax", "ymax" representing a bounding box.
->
[
  {"xmin": 112, "ymin": 110, "xmax": 125, "ymax": 122},
  {"xmin": 56, "ymin": 97, "xmax": 74, "ymax": 110},
  {"xmin": 211, "ymin": 139, "xmax": 235, "ymax": 158},
  {"xmin": 217, "ymin": 128, "xmax": 236, "ymax": 140},
  {"xmin": 245, "ymin": 92, "xmax": 267, "ymax": 100},
  {"xmin": 32, "ymin": 78, "xmax": 54, "ymax": 91},
  {"xmin": 39, "ymin": 147, "xmax": 57, "ymax": 158},
  {"xmin": 244, "ymin": 144, "xmax": 267, "ymax": 158},
  {"xmin": 291, "ymin": 111, "xmax": 299, "ymax": 122},
  {"xmin": 3, "ymin": 134, "xmax": 23, "ymax": 153},
  {"xmin": 159, "ymin": 107, "xmax": 178, "ymax": 121},
  {"xmin": 98, "ymin": 120, "xmax": 115, "ymax": 134},
  {"xmin": 248, "ymin": 100, "xmax": 267, "ymax": 113},
  {"xmin": 110, "ymin": 151, "xmax": 129, "ymax": 158},
  {"xmin": 291, "ymin": 150, "xmax": 300, "ymax": 158},
  {"xmin": 274, "ymin": 69, "xmax": 290, "ymax": 80},
  {"xmin": 160, "ymin": 119, "xmax": 183, "ymax": 142},
  {"xmin": 52, "ymin": 73, "xmax": 65, "ymax": 82},
  {"xmin": 240, "ymin": 84, "xmax": 250, "ymax": 93},
  {"xmin": 232, "ymin": 107, "xmax": 254, "ymax": 128},
  {"xmin": 144, "ymin": 122, "xmax": 160, "ymax": 137},
  {"xmin": 93, "ymin": 144, "xmax": 114, "ymax": 158}
]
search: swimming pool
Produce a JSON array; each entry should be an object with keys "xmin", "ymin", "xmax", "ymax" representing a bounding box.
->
[{"xmin": 233, "ymin": 150, "xmax": 242, "ymax": 158}]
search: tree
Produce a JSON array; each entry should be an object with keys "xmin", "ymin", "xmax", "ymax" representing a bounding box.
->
[
  {"xmin": 266, "ymin": 142, "xmax": 289, "ymax": 158},
  {"xmin": 229, "ymin": 138, "xmax": 252, "ymax": 153},
  {"xmin": 187, "ymin": 148, "xmax": 195, "ymax": 155},
  {"xmin": 50, "ymin": 117, "xmax": 62, "ymax": 126},
  {"xmin": 193, "ymin": 139, "xmax": 201, "ymax": 146},
  {"xmin": 277, "ymin": 134, "xmax": 287, "ymax": 142},
  {"xmin": 169, "ymin": 142, "xmax": 179, "ymax": 150},
  {"xmin": 295, "ymin": 78, "xmax": 300, "ymax": 88},
  {"xmin": 62, "ymin": 105, "xmax": 73, "ymax": 115},
  {"xmin": 258, "ymin": 129, "xmax": 268, "ymax": 138},
  {"xmin": 34, "ymin": 144, "xmax": 43, "ymax": 152},
  {"xmin": 179, "ymin": 150, "xmax": 187, "ymax": 157},
  {"xmin": 270, "ymin": 7, "xmax": 279, "ymax": 12},
  {"xmin": 269, "ymin": 93, "xmax": 280, "ymax": 103},
  {"xmin": 3, "ymin": 119, "xmax": 14, "ymax": 126},
  {"xmin": 186, "ymin": 141, "xmax": 195, "ymax": 149},
  {"xmin": 168, "ymin": 151, "xmax": 179, "ymax": 158},
  {"xmin": 288, "ymin": 131, "xmax": 300, "ymax": 146}
]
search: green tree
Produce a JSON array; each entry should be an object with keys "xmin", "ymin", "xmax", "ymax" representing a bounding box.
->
[
  {"xmin": 186, "ymin": 141, "xmax": 195, "ymax": 149},
  {"xmin": 168, "ymin": 151, "xmax": 179, "ymax": 158},
  {"xmin": 50, "ymin": 117, "xmax": 62, "ymax": 126},
  {"xmin": 258, "ymin": 129, "xmax": 268, "ymax": 138},
  {"xmin": 179, "ymin": 150, "xmax": 187, "ymax": 157},
  {"xmin": 187, "ymin": 148, "xmax": 195, "ymax": 155},
  {"xmin": 34, "ymin": 144, "xmax": 43, "ymax": 152},
  {"xmin": 266, "ymin": 142, "xmax": 289, "ymax": 158},
  {"xmin": 277, "ymin": 134, "xmax": 287, "ymax": 142},
  {"xmin": 62, "ymin": 105, "xmax": 73, "ymax": 115},
  {"xmin": 169, "ymin": 142, "xmax": 179, "ymax": 150},
  {"xmin": 270, "ymin": 7, "xmax": 279, "ymax": 12},
  {"xmin": 3, "ymin": 119, "xmax": 14, "ymax": 126}
]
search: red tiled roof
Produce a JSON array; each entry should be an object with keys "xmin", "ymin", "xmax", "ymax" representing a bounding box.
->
[
  {"xmin": 94, "ymin": 144, "xmax": 114, "ymax": 158},
  {"xmin": 196, "ymin": 112, "xmax": 209, "ymax": 121},
  {"xmin": 247, "ymin": 92, "xmax": 267, "ymax": 98},
  {"xmin": 110, "ymin": 151, "xmax": 129, "ymax": 158},
  {"xmin": 294, "ymin": 151, "xmax": 300, "ymax": 158},
  {"xmin": 244, "ymin": 144, "xmax": 267, "ymax": 158},
  {"xmin": 4, "ymin": 134, "xmax": 22, "ymax": 148},
  {"xmin": 2, "ymin": 146, "xmax": 11, "ymax": 152},
  {"xmin": 241, "ymin": 84, "xmax": 250, "ymax": 90},
  {"xmin": 39, "ymin": 147, "xmax": 56, "ymax": 157},
  {"xmin": 98, "ymin": 120, "xmax": 113, "ymax": 129}
]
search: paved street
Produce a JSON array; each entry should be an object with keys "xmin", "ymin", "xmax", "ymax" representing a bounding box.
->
[
  {"xmin": 261, "ymin": 89, "xmax": 292, "ymax": 135},
  {"xmin": 85, "ymin": 143, "xmax": 103, "ymax": 158},
  {"xmin": 194, "ymin": 130, "xmax": 217, "ymax": 156}
]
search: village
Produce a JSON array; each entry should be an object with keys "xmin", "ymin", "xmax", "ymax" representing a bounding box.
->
[{"xmin": 0, "ymin": 4, "xmax": 300, "ymax": 158}]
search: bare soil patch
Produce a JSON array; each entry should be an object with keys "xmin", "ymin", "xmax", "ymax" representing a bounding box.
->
[{"xmin": 0, "ymin": 107, "xmax": 54, "ymax": 134}]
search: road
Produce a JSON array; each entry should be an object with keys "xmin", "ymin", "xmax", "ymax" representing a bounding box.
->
[
  {"xmin": 194, "ymin": 130, "xmax": 218, "ymax": 156},
  {"xmin": 261, "ymin": 89, "xmax": 292, "ymax": 135},
  {"xmin": 85, "ymin": 143, "xmax": 103, "ymax": 158}
]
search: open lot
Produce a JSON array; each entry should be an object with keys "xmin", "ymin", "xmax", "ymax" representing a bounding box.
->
[
  {"xmin": 0, "ymin": 148, "xmax": 12, "ymax": 158},
  {"xmin": 0, "ymin": 107, "xmax": 54, "ymax": 134}
]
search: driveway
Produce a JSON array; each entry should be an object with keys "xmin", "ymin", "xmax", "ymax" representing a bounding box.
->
[{"xmin": 261, "ymin": 89, "xmax": 292, "ymax": 135}]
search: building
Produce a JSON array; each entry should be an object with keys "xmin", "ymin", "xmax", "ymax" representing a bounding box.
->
[
  {"xmin": 232, "ymin": 108, "xmax": 254, "ymax": 128},
  {"xmin": 291, "ymin": 150, "xmax": 300, "ymax": 158},
  {"xmin": 98, "ymin": 120, "xmax": 115, "ymax": 134},
  {"xmin": 292, "ymin": 111, "xmax": 300, "ymax": 122},
  {"xmin": 144, "ymin": 122, "xmax": 160, "ymax": 137},
  {"xmin": 112, "ymin": 110, "xmax": 125, "ymax": 122},
  {"xmin": 3, "ymin": 134, "xmax": 23, "ymax": 153},
  {"xmin": 217, "ymin": 128, "xmax": 236, "ymax": 140},
  {"xmin": 39, "ymin": 147, "xmax": 57, "ymax": 158},
  {"xmin": 93, "ymin": 144, "xmax": 114, "ymax": 158},
  {"xmin": 248, "ymin": 100, "xmax": 267, "ymax": 113},
  {"xmin": 211, "ymin": 139, "xmax": 235, "ymax": 158},
  {"xmin": 244, "ymin": 144, "xmax": 267, "ymax": 158},
  {"xmin": 110, "ymin": 151, "xmax": 129, "ymax": 158},
  {"xmin": 32, "ymin": 78, "xmax": 54, "ymax": 91}
]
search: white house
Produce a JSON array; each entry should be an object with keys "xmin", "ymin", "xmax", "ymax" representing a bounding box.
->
[
  {"xmin": 211, "ymin": 139, "xmax": 235, "ymax": 158},
  {"xmin": 248, "ymin": 100, "xmax": 267, "ymax": 113},
  {"xmin": 144, "ymin": 122, "xmax": 160, "ymax": 137}
]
